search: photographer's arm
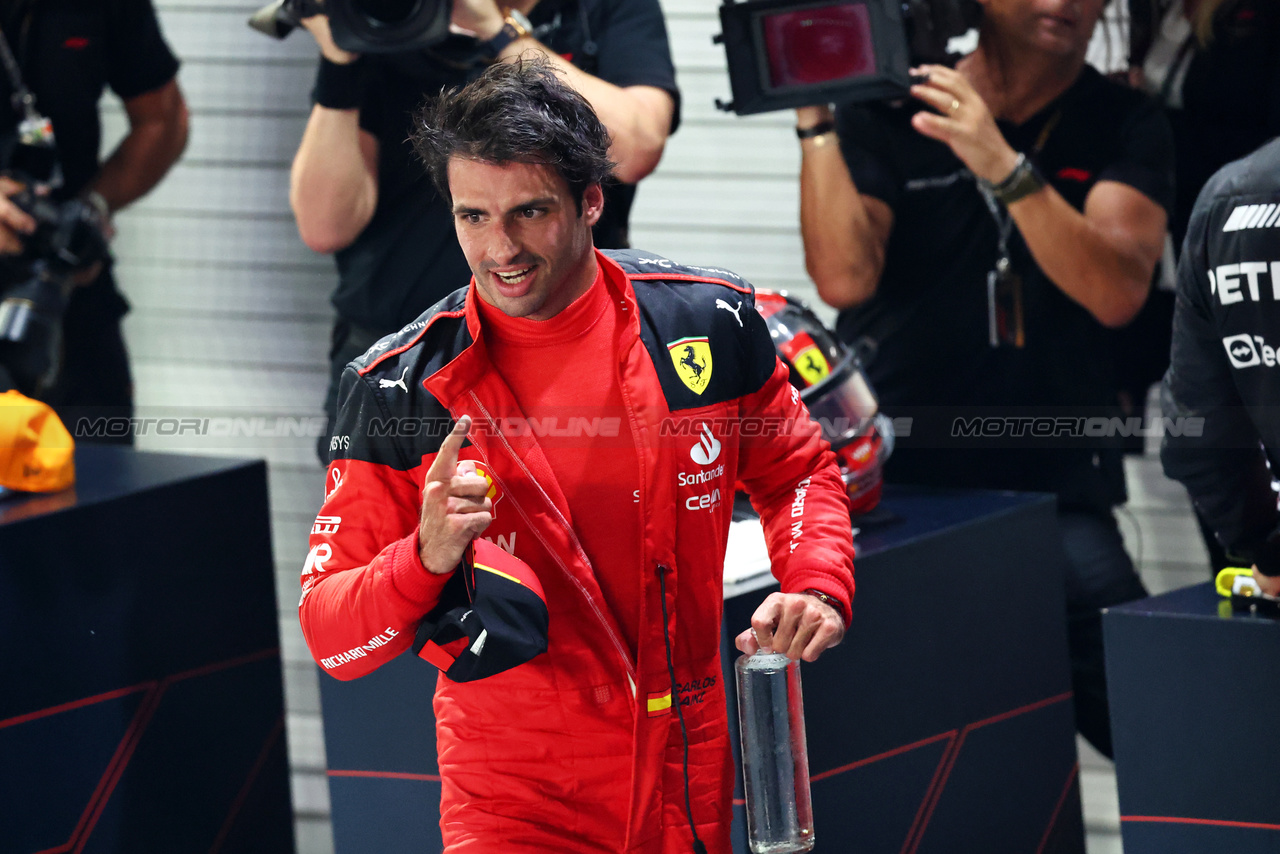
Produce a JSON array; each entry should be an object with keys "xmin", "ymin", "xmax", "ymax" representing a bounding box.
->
[
  {"xmin": 458, "ymin": 1, "xmax": 674, "ymax": 184},
  {"xmin": 290, "ymin": 15, "xmax": 379, "ymax": 254},
  {"xmin": 89, "ymin": 78, "xmax": 189, "ymax": 214},
  {"xmin": 797, "ymin": 105, "xmax": 893, "ymax": 310},
  {"xmin": 89, "ymin": 78, "xmax": 186, "ymax": 215}
]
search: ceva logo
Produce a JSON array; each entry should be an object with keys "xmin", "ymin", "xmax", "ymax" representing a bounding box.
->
[{"xmin": 690, "ymin": 423, "xmax": 721, "ymax": 465}]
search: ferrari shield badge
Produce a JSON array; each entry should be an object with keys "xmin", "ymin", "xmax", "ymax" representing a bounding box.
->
[
  {"xmin": 668, "ymin": 337, "xmax": 713, "ymax": 395},
  {"xmin": 793, "ymin": 344, "xmax": 830, "ymax": 386}
]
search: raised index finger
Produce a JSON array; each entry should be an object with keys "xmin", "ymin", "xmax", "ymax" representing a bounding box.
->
[{"xmin": 426, "ymin": 415, "xmax": 471, "ymax": 484}]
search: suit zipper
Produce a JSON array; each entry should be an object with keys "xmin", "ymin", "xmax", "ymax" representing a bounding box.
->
[{"xmin": 466, "ymin": 391, "xmax": 639, "ymax": 696}]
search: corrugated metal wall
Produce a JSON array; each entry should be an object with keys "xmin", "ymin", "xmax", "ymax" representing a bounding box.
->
[{"xmin": 104, "ymin": 2, "xmax": 1125, "ymax": 849}]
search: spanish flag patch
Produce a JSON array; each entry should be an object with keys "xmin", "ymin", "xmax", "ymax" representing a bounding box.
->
[{"xmin": 646, "ymin": 690, "xmax": 673, "ymax": 717}]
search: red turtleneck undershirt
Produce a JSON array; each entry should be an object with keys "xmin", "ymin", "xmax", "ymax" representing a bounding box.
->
[{"xmin": 475, "ymin": 263, "xmax": 643, "ymax": 655}]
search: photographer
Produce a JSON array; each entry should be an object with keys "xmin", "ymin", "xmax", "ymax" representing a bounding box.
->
[
  {"xmin": 0, "ymin": 0, "xmax": 188, "ymax": 442},
  {"xmin": 796, "ymin": 0, "xmax": 1174, "ymax": 758},
  {"xmin": 288, "ymin": 0, "xmax": 679, "ymax": 462}
]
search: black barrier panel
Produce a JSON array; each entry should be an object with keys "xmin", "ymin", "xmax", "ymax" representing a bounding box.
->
[
  {"xmin": 1105, "ymin": 584, "xmax": 1280, "ymax": 854},
  {"xmin": 0, "ymin": 447, "xmax": 294, "ymax": 854}
]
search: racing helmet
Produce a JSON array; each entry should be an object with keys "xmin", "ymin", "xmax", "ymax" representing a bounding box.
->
[{"xmin": 755, "ymin": 290, "xmax": 893, "ymax": 514}]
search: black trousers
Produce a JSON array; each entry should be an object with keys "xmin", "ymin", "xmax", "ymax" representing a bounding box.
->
[
  {"xmin": 1059, "ymin": 508, "xmax": 1149, "ymax": 759},
  {"xmin": 40, "ymin": 269, "xmax": 134, "ymax": 446}
]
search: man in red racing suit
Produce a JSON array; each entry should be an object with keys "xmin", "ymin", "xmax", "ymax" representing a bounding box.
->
[{"xmin": 300, "ymin": 58, "xmax": 855, "ymax": 853}]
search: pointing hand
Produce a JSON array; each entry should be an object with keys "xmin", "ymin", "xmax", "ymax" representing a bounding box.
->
[{"xmin": 418, "ymin": 415, "xmax": 493, "ymax": 574}]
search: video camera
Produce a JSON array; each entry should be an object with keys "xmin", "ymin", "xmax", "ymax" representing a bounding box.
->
[
  {"xmin": 713, "ymin": 0, "xmax": 980, "ymax": 115},
  {"xmin": 248, "ymin": 0, "xmax": 453, "ymax": 53},
  {"xmin": 0, "ymin": 122, "xmax": 111, "ymax": 396}
]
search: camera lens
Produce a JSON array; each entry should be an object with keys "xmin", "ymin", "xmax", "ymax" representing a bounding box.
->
[{"xmin": 354, "ymin": 0, "xmax": 421, "ymax": 26}]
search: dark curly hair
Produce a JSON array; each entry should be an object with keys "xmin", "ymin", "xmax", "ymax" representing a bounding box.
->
[{"xmin": 412, "ymin": 55, "xmax": 616, "ymax": 213}]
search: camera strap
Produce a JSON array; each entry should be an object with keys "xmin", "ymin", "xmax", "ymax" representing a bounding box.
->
[
  {"xmin": 976, "ymin": 109, "xmax": 1059, "ymax": 348},
  {"xmin": 0, "ymin": 19, "xmax": 55, "ymax": 168},
  {"xmin": 0, "ymin": 22, "xmax": 36, "ymax": 122},
  {"xmin": 975, "ymin": 109, "xmax": 1060, "ymax": 255}
]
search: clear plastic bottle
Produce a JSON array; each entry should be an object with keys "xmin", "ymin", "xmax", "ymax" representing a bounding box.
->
[{"xmin": 735, "ymin": 649, "xmax": 815, "ymax": 853}]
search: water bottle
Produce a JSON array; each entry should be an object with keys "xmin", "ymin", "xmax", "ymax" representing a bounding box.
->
[{"xmin": 735, "ymin": 650, "xmax": 815, "ymax": 853}]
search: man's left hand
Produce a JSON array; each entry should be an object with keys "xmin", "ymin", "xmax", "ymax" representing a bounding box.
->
[
  {"xmin": 735, "ymin": 592, "xmax": 844, "ymax": 662},
  {"xmin": 908, "ymin": 64, "xmax": 1020, "ymax": 185},
  {"xmin": 1253, "ymin": 566, "xmax": 1280, "ymax": 598}
]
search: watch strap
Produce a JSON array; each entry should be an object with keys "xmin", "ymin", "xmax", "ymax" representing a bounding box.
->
[
  {"xmin": 478, "ymin": 9, "xmax": 533, "ymax": 60},
  {"xmin": 979, "ymin": 153, "xmax": 1045, "ymax": 206},
  {"xmin": 796, "ymin": 120, "xmax": 835, "ymax": 140}
]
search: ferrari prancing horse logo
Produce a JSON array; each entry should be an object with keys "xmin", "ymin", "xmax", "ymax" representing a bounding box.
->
[{"xmin": 667, "ymin": 337, "xmax": 713, "ymax": 395}]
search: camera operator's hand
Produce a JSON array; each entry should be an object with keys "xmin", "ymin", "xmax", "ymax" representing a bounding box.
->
[
  {"xmin": 0, "ymin": 176, "xmax": 37, "ymax": 256},
  {"xmin": 908, "ymin": 64, "xmax": 1020, "ymax": 186},
  {"xmin": 450, "ymin": 0, "xmax": 506, "ymax": 41},
  {"xmin": 300, "ymin": 7, "xmax": 359, "ymax": 65}
]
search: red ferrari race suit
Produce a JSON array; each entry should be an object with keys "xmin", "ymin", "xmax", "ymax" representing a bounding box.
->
[{"xmin": 300, "ymin": 249, "xmax": 856, "ymax": 853}]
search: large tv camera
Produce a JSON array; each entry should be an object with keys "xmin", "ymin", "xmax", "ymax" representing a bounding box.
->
[
  {"xmin": 0, "ymin": 126, "xmax": 111, "ymax": 396},
  {"xmin": 248, "ymin": 0, "xmax": 453, "ymax": 53},
  {"xmin": 713, "ymin": 0, "xmax": 980, "ymax": 115}
]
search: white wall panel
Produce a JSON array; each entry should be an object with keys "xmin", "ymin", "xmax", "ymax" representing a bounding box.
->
[
  {"xmin": 113, "ymin": 212, "xmax": 319, "ymax": 265},
  {"xmin": 161, "ymin": 8, "xmax": 320, "ymax": 61},
  {"xmin": 174, "ymin": 60, "xmax": 315, "ymax": 113},
  {"xmin": 133, "ymin": 361, "xmax": 326, "ymax": 411},
  {"xmin": 124, "ymin": 313, "xmax": 330, "ymax": 367},
  {"xmin": 133, "ymin": 162, "xmax": 294, "ymax": 215},
  {"xmin": 631, "ymin": 174, "xmax": 797, "ymax": 227},
  {"xmin": 117, "ymin": 261, "xmax": 332, "ymax": 317},
  {"xmin": 102, "ymin": 109, "xmax": 308, "ymax": 165}
]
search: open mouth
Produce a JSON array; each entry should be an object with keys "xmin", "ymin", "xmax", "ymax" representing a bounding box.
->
[{"xmin": 494, "ymin": 266, "xmax": 534, "ymax": 286}]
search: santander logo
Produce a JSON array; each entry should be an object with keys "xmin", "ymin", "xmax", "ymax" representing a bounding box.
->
[{"xmin": 690, "ymin": 423, "xmax": 722, "ymax": 465}]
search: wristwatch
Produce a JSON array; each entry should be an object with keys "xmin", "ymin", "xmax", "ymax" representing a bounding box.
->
[
  {"xmin": 479, "ymin": 8, "xmax": 533, "ymax": 61},
  {"xmin": 979, "ymin": 152, "xmax": 1045, "ymax": 205}
]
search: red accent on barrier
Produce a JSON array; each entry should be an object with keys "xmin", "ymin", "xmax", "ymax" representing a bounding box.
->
[
  {"xmin": 1036, "ymin": 763, "xmax": 1080, "ymax": 854},
  {"xmin": 901, "ymin": 692, "xmax": 1074, "ymax": 853},
  {"xmin": 900, "ymin": 733, "xmax": 963, "ymax": 854},
  {"xmin": 811, "ymin": 730, "xmax": 955, "ymax": 783},
  {"xmin": 209, "ymin": 715, "xmax": 286, "ymax": 854},
  {"xmin": 1121, "ymin": 816, "xmax": 1280, "ymax": 832},
  {"xmin": 0, "ymin": 683, "xmax": 151, "ymax": 730},
  {"xmin": 18, "ymin": 648, "xmax": 282, "ymax": 853},
  {"xmin": 329, "ymin": 770, "xmax": 444, "ymax": 783}
]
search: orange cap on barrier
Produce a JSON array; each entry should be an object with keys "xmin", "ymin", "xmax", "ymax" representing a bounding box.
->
[{"xmin": 0, "ymin": 390, "xmax": 75, "ymax": 492}]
